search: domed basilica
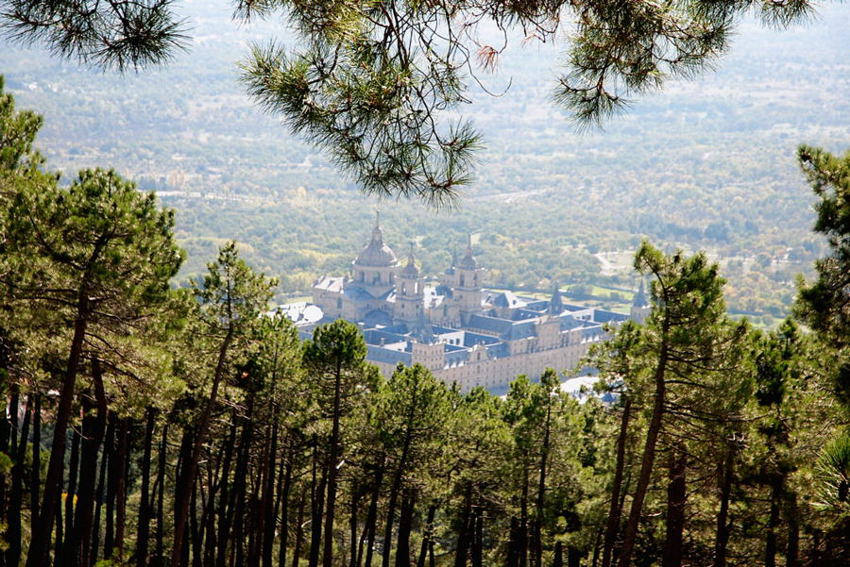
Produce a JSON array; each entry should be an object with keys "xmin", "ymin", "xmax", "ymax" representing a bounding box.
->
[{"xmin": 285, "ymin": 215, "xmax": 646, "ymax": 392}]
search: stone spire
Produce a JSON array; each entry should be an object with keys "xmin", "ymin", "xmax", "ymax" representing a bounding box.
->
[
  {"xmin": 548, "ymin": 282, "xmax": 564, "ymax": 315},
  {"xmin": 402, "ymin": 241, "xmax": 419, "ymax": 278},
  {"xmin": 458, "ymin": 232, "xmax": 478, "ymax": 269}
]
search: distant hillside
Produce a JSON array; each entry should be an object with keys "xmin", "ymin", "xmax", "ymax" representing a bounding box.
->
[{"xmin": 2, "ymin": 0, "xmax": 849, "ymax": 322}]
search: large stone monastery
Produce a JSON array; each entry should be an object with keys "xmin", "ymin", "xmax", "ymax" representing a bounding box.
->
[{"xmin": 279, "ymin": 215, "xmax": 649, "ymax": 392}]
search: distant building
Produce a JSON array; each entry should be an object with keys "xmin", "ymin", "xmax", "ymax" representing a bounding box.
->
[{"xmin": 281, "ymin": 214, "xmax": 646, "ymax": 392}]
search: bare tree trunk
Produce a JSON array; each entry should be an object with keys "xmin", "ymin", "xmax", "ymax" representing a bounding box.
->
[
  {"xmin": 29, "ymin": 394, "xmax": 41, "ymax": 539},
  {"xmin": 662, "ymin": 447, "xmax": 687, "ymax": 567},
  {"xmin": 713, "ymin": 441, "xmax": 735, "ymax": 567},
  {"xmin": 26, "ymin": 295, "xmax": 91, "ymax": 567},
  {"xmin": 395, "ymin": 488, "xmax": 416, "ymax": 567},
  {"xmin": 618, "ymin": 341, "xmax": 669, "ymax": 567},
  {"xmin": 6, "ymin": 395, "xmax": 30, "ymax": 566},
  {"xmin": 602, "ymin": 397, "xmax": 632, "ymax": 567},
  {"xmin": 70, "ymin": 365, "xmax": 108, "ymax": 567},
  {"xmin": 171, "ymin": 327, "xmax": 234, "ymax": 567},
  {"xmin": 137, "ymin": 408, "xmax": 157, "ymax": 567}
]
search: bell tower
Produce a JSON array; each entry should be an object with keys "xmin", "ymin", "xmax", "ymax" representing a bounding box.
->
[
  {"xmin": 394, "ymin": 244, "xmax": 424, "ymax": 326},
  {"xmin": 453, "ymin": 234, "xmax": 484, "ymax": 325}
]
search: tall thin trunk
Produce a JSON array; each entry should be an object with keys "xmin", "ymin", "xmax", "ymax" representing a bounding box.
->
[
  {"xmin": 137, "ymin": 408, "xmax": 156, "ymax": 567},
  {"xmin": 30, "ymin": 394, "xmax": 41, "ymax": 537},
  {"xmin": 417, "ymin": 505, "xmax": 437, "ymax": 567},
  {"xmin": 26, "ymin": 286, "xmax": 92, "ymax": 567},
  {"xmin": 64, "ymin": 424, "xmax": 81, "ymax": 556},
  {"xmin": 533, "ymin": 400, "xmax": 552, "ymax": 567},
  {"xmin": 93, "ymin": 411, "xmax": 115, "ymax": 565},
  {"xmin": 787, "ymin": 492, "xmax": 799, "ymax": 567},
  {"xmin": 602, "ymin": 397, "xmax": 632, "ymax": 567},
  {"xmin": 214, "ymin": 418, "xmax": 238, "ymax": 567},
  {"xmin": 293, "ymin": 494, "xmax": 306, "ymax": 567},
  {"xmin": 70, "ymin": 365, "xmax": 107, "ymax": 567},
  {"xmin": 363, "ymin": 456, "xmax": 385, "ymax": 567},
  {"xmin": 262, "ymin": 419, "xmax": 279, "ymax": 567},
  {"xmin": 105, "ymin": 412, "xmax": 118, "ymax": 561},
  {"xmin": 6, "ymin": 394, "xmax": 30, "ymax": 566},
  {"xmin": 383, "ymin": 430, "xmax": 415, "ymax": 567},
  {"xmin": 171, "ymin": 327, "xmax": 235, "ymax": 567},
  {"xmin": 618, "ymin": 339, "xmax": 669, "ymax": 567},
  {"xmin": 114, "ymin": 417, "xmax": 130, "ymax": 561},
  {"xmin": 519, "ymin": 467, "xmax": 529, "ymax": 567},
  {"xmin": 765, "ymin": 477, "xmax": 782, "ymax": 567},
  {"xmin": 0, "ymin": 389, "xmax": 9, "ymax": 567},
  {"xmin": 713, "ymin": 441, "xmax": 735, "ymax": 567},
  {"xmin": 454, "ymin": 484, "xmax": 473, "ymax": 567},
  {"xmin": 309, "ymin": 461, "xmax": 327, "ymax": 567},
  {"xmin": 471, "ymin": 507, "xmax": 483, "ymax": 567},
  {"xmin": 552, "ymin": 542, "xmax": 563, "ymax": 567},
  {"xmin": 662, "ymin": 447, "xmax": 686, "ymax": 567},
  {"xmin": 278, "ymin": 455, "xmax": 293, "ymax": 567},
  {"xmin": 323, "ymin": 361, "xmax": 344, "ymax": 567},
  {"xmin": 155, "ymin": 422, "xmax": 169, "ymax": 565},
  {"xmin": 395, "ymin": 488, "xmax": 415, "ymax": 567},
  {"xmin": 349, "ymin": 483, "xmax": 361, "ymax": 567}
]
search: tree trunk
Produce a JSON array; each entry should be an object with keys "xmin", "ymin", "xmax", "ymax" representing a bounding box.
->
[
  {"xmin": 349, "ymin": 483, "xmax": 361, "ymax": 567},
  {"xmin": 114, "ymin": 417, "xmax": 130, "ymax": 561},
  {"xmin": 278, "ymin": 454, "xmax": 293, "ymax": 567},
  {"xmin": 262, "ymin": 419, "xmax": 279, "ymax": 567},
  {"xmin": 383, "ymin": 430, "xmax": 415, "ymax": 567},
  {"xmin": 602, "ymin": 397, "xmax": 632, "ymax": 567},
  {"xmin": 323, "ymin": 361, "xmax": 344, "ymax": 567},
  {"xmin": 662, "ymin": 447, "xmax": 686, "ymax": 567},
  {"xmin": 454, "ymin": 484, "xmax": 473, "ymax": 567},
  {"xmin": 70, "ymin": 365, "xmax": 108, "ymax": 567},
  {"xmin": 6, "ymin": 394, "xmax": 30, "ymax": 567},
  {"xmin": 214, "ymin": 418, "xmax": 238, "ymax": 567},
  {"xmin": 26, "ymin": 291, "xmax": 91, "ymax": 567},
  {"xmin": 171, "ymin": 327, "xmax": 234, "ymax": 567},
  {"xmin": 533, "ymin": 401, "xmax": 552, "ymax": 567},
  {"xmin": 787, "ymin": 492, "xmax": 799, "ymax": 567},
  {"xmin": 155, "ymin": 422, "xmax": 169, "ymax": 565},
  {"xmin": 293, "ymin": 494, "xmax": 306, "ymax": 567},
  {"xmin": 308, "ymin": 464, "xmax": 327, "ymax": 567},
  {"xmin": 64, "ymin": 424, "xmax": 81, "ymax": 557},
  {"xmin": 471, "ymin": 507, "xmax": 483, "ymax": 567},
  {"xmin": 765, "ymin": 477, "xmax": 782, "ymax": 567},
  {"xmin": 519, "ymin": 467, "xmax": 529, "ymax": 567},
  {"xmin": 137, "ymin": 408, "xmax": 157, "ymax": 567},
  {"xmin": 105, "ymin": 412, "xmax": 118, "ymax": 561},
  {"xmin": 0, "ymin": 388, "xmax": 9, "ymax": 567},
  {"xmin": 395, "ymin": 488, "xmax": 415, "ymax": 567},
  {"xmin": 618, "ymin": 340, "xmax": 669, "ymax": 567},
  {"xmin": 713, "ymin": 441, "xmax": 735, "ymax": 567},
  {"xmin": 552, "ymin": 542, "xmax": 563, "ymax": 567},
  {"xmin": 30, "ymin": 394, "xmax": 41, "ymax": 538},
  {"xmin": 363, "ymin": 456, "xmax": 386, "ymax": 567},
  {"xmin": 417, "ymin": 505, "xmax": 436, "ymax": 567}
]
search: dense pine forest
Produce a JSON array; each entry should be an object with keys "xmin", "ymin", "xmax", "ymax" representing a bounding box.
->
[{"xmin": 3, "ymin": 74, "xmax": 850, "ymax": 566}]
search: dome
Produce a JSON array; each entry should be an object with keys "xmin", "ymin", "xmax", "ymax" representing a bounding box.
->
[{"xmin": 355, "ymin": 220, "xmax": 398, "ymax": 268}]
